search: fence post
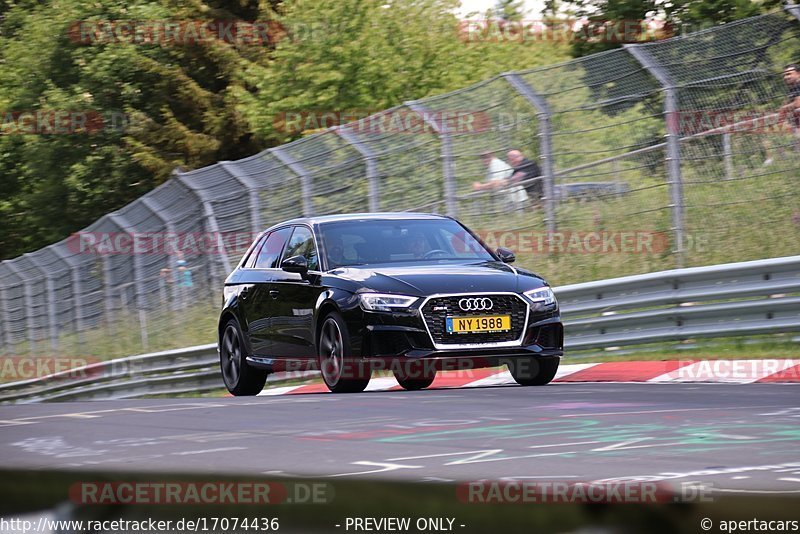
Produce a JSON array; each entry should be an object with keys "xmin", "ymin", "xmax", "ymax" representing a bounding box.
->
[
  {"xmin": 50, "ymin": 245, "xmax": 85, "ymax": 345},
  {"xmin": 140, "ymin": 196, "xmax": 181, "ymax": 311},
  {"xmin": 405, "ymin": 101, "xmax": 457, "ymax": 217},
  {"xmin": 174, "ymin": 170, "xmax": 233, "ymax": 277},
  {"xmin": 219, "ymin": 161, "xmax": 262, "ymax": 232},
  {"xmin": 3, "ymin": 262, "xmax": 37, "ymax": 353},
  {"xmin": 336, "ymin": 126, "xmax": 380, "ymax": 212},
  {"xmin": 624, "ymin": 44, "xmax": 686, "ymax": 268},
  {"xmin": 0, "ymin": 277, "xmax": 15, "ymax": 354},
  {"xmin": 786, "ymin": 2, "xmax": 800, "ymax": 21},
  {"xmin": 19, "ymin": 255, "xmax": 60, "ymax": 352},
  {"xmin": 723, "ymin": 133, "xmax": 734, "ymax": 180},
  {"xmin": 502, "ymin": 73, "xmax": 557, "ymax": 234},
  {"xmin": 271, "ymin": 147, "xmax": 314, "ymax": 216},
  {"xmin": 108, "ymin": 213, "xmax": 146, "ymax": 314},
  {"xmin": 99, "ymin": 253, "xmax": 116, "ymax": 339},
  {"xmin": 138, "ymin": 308, "xmax": 149, "ymax": 351}
]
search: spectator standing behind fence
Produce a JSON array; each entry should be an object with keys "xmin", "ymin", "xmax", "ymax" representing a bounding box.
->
[
  {"xmin": 781, "ymin": 64, "xmax": 800, "ymax": 138},
  {"xmin": 472, "ymin": 151, "xmax": 528, "ymax": 209},
  {"xmin": 507, "ymin": 149, "xmax": 543, "ymax": 204},
  {"xmin": 160, "ymin": 251, "xmax": 193, "ymax": 287},
  {"xmin": 159, "ymin": 252, "xmax": 193, "ymax": 308}
]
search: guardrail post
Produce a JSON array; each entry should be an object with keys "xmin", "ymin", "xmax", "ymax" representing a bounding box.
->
[
  {"xmin": 336, "ymin": 127, "xmax": 380, "ymax": 212},
  {"xmin": 271, "ymin": 147, "xmax": 314, "ymax": 216},
  {"xmin": 502, "ymin": 73, "xmax": 557, "ymax": 234},
  {"xmin": 219, "ymin": 161, "xmax": 263, "ymax": 232},
  {"xmin": 624, "ymin": 44, "xmax": 686, "ymax": 268},
  {"xmin": 405, "ymin": 101, "xmax": 457, "ymax": 217}
]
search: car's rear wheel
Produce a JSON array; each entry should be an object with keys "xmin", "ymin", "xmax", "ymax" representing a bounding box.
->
[
  {"xmin": 508, "ymin": 356, "xmax": 560, "ymax": 386},
  {"xmin": 318, "ymin": 311, "xmax": 370, "ymax": 393},
  {"xmin": 220, "ymin": 319, "xmax": 268, "ymax": 396}
]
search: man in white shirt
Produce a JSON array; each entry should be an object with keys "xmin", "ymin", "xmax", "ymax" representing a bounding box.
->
[{"xmin": 472, "ymin": 151, "xmax": 528, "ymax": 208}]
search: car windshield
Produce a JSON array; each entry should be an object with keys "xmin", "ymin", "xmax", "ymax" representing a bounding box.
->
[{"xmin": 318, "ymin": 218, "xmax": 495, "ymax": 268}]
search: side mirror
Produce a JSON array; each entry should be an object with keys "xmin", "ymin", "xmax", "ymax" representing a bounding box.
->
[
  {"xmin": 281, "ymin": 255, "xmax": 308, "ymax": 275},
  {"xmin": 496, "ymin": 247, "xmax": 516, "ymax": 264}
]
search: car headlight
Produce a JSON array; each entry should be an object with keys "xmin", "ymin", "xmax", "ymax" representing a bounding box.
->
[
  {"xmin": 359, "ymin": 293, "xmax": 419, "ymax": 312},
  {"xmin": 524, "ymin": 286, "xmax": 557, "ymax": 307}
]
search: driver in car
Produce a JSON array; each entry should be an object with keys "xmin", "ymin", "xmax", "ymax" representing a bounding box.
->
[
  {"xmin": 327, "ymin": 236, "xmax": 346, "ymax": 268},
  {"xmin": 406, "ymin": 232, "xmax": 427, "ymax": 258}
]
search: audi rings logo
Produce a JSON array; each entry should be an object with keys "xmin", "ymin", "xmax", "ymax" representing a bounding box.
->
[{"xmin": 459, "ymin": 297, "xmax": 494, "ymax": 311}]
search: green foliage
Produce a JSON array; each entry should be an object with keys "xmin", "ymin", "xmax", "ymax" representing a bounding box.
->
[
  {"xmin": 494, "ymin": 0, "xmax": 526, "ymax": 21},
  {"xmin": 0, "ymin": 0, "xmax": 567, "ymax": 260},
  {"xmin": 670, "ymin": 0, "xmax": 783, "ymax": 32},
  {"xmin": 235, "ymin": 0, "xmax": 568, "ymax": 145},
  {"xmin": 565, "ymin": 0, "xmax": 784, "ymax": 58},
  {"xmin": 0, "ymin": 0, "xmax": 266, "ymax": 258}
]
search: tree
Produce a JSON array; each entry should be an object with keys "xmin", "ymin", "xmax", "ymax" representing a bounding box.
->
[
  {"xmin": 236, "ymin": 0, "xmax": 568, "ymax": 144},
  {"xmin": 495, "ymin": 0, "xmax": 526, "ymax": 21},
  {"xmin": 567, "ymin": 0, "xmax": 660, "ymax": 58},
  {"xmin": 564, "ymin": 0, "xmax": 784, "ymax": 58},
  {"xmin": 0, "ymin": 0, "xmax": 272, "ymax": 258},
  {"xmin": 669, "ymin": 0, "xmax": 782, "ymax": 34}
]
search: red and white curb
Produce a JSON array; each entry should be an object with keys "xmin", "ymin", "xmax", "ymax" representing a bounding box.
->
[{"xmin": 258, "ymin": 359, "xmax": 800, "ymax": 395}]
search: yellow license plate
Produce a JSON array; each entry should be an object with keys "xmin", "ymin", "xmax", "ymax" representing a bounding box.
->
[{"xmin": 446, "ymin": 315, "xmax": 511, "ymax": 334}]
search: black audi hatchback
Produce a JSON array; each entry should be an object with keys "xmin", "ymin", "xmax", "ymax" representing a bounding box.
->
[{"xmin": 218, "ymin": 213, "xmax": 563, "ymax": 394}]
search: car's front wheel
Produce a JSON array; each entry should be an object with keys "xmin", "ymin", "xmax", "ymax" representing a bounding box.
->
[
  {"xmin": 507, "ymin": 356, "xmax": 560, "ymax": 386},
  {"xmin": 220, "ymin": 319, "xmax": 268, "ymax": 396},
  {"xmin": 394, "ymin": 362, "xmax": 436, "ymax": 391},
  {"xmin": 318, "ymin": 311, "xmax": 371, "ymax": 393}
]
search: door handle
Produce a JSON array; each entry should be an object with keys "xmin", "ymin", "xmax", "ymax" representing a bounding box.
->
[{"xmin": 269, "ymin": 290, "xmax": 280, "ymax": 299}]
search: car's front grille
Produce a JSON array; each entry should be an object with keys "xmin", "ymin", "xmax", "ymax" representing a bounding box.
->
[{"xmin": 421, "ymin": 294, "xmax": 528, "ymax": 346}]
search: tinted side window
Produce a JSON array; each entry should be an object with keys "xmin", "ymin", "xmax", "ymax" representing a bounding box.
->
[
  {"xmin": 243, "ymin": 234, "xmax": 267, "ymax": 268},
  {"xmin": 254, "ymin": 227, "xmax": 292, "ymax": 269},
  {"xmin": 283, "ymin": 226, "xmax": 319, "ymax": 271}
]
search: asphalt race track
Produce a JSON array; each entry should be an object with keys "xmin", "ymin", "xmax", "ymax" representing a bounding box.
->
[{"xmin": 1, "ymin": 382, "xmax": 798, "ymax": 494}]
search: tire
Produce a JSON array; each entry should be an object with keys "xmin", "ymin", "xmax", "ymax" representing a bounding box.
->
[
  {"xmin": 318, "ymin": 311, "xmax": 370, "ymax": 393},
  {"xmin": 220, "ymin": 318, "xmax": 268, "ymax": 396},
  {"xmin": 394, "ymin": 361, "xmax": 436, "ymax": 391},
  {"xmin": 507, "ymin": 356, "xmax": 560, "ymax": 386}
]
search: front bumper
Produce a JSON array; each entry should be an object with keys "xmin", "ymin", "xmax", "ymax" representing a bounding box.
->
[{"xmin": 351, "ymin": 307, "xmax": 563, "ymax": 362}]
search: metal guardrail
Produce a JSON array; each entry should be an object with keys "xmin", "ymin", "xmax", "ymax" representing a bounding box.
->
[
  {"xmin": 1, "ymin": 255, "xmax": 798, "ymax": 403},
  {"xmin": 558, "ymin": 255, "xmax": 800, "ymax": 349}
]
